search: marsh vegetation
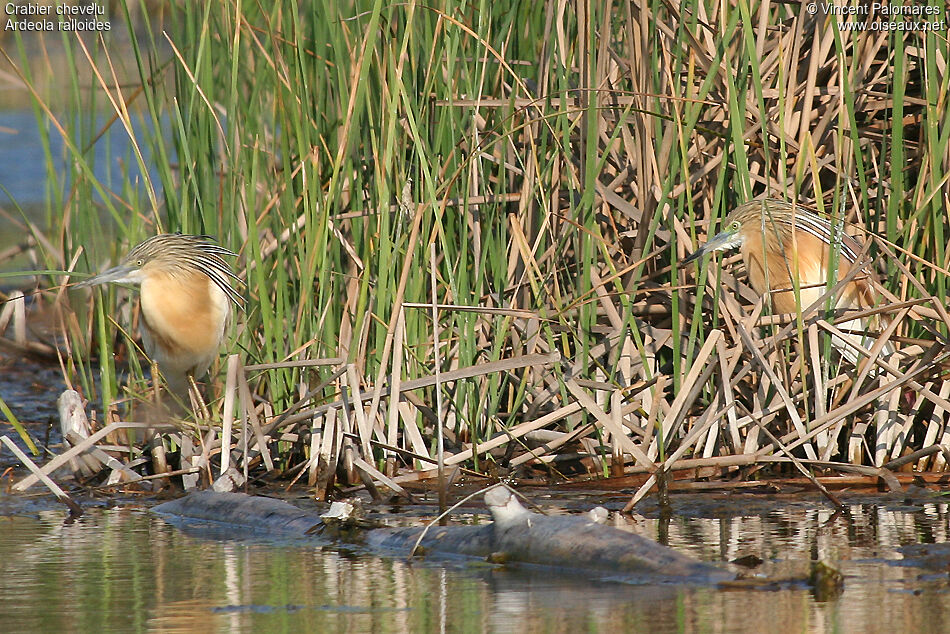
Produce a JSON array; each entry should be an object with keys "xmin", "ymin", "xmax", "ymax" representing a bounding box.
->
[{"xmin": 1, "ymin": 0, "xmax": 948, "ymax": 507}]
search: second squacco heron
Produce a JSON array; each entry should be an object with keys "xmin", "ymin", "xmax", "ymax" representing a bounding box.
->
[
  {"xmin": 685, "ymin": 198, "xmax": 892, "ymax": 365},
  {"xmin": 78, "ymin": 234, "xmax": 243, "ymax": 396}
]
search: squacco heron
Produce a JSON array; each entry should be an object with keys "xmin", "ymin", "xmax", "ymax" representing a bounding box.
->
[
  {"xmin": 684, "ymin": 198, "xmax": 892, "ymax": 365},
  {"xmin": 78, "ymin": 234, "xmax": 243, "ymax": 397}
]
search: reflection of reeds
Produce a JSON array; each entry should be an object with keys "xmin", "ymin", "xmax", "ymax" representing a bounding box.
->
[
  {"xmin": 0, "ymin": 500, "xmax": 944, "ymax": 630},
  {"xmin": 5, "ymin": 1, "xmax": 950, "ymax": 499}
]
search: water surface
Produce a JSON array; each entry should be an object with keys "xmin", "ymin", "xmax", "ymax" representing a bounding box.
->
[{"xmin": 1, "ymin": 493, "xmax": 949, "ymax": 633}]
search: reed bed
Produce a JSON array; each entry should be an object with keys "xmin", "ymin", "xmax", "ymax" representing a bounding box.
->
[{"xmin": 2, "ymin": 0, "xmax": 949, "ymax": 505}]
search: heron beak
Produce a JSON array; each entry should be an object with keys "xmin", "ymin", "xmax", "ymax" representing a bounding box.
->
[
  {"xmin": 683, "ymin": 230, "xmax": 739, "ymax": 266},
  {"xmin": 75, "ymin": 264, "xmax": 140, "ymax": 288}
]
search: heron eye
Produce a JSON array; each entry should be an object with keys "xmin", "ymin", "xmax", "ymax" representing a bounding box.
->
[
  {"xmin": 135, "ymin": 259, "xmax": 145, "ymax": 267},
  {"xmin": 730, "ymin": 220, "xmax": 740, "ymax": 231}
]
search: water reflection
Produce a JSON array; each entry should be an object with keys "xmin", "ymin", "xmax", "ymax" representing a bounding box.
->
[{"xmin": 0, "ymin": 498, "xmax": 948, "ymax": 632}]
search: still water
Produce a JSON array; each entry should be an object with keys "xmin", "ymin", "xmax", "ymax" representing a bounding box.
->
[
  {"xmin": 0, "ymin": 110, "xmax": 161, "ymax": 208},
  {"xmin": 0, "ymin": 493, "xmax": 949, "ymax": 633}
]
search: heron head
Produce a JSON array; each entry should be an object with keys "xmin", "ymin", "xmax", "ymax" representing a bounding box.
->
[{"xmin": 683, "ymin": 216, "xmax": 744, "ymax": 265}]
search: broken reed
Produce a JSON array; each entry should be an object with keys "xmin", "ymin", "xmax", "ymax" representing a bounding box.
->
[{"xmin": 8, "ymin": 0, "xmax": 950, "ymax": 484}]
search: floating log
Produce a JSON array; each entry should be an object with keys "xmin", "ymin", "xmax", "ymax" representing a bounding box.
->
[
  {"xmin": 152, "ymin": 486, "xmax": 730, "ymax": 582},
  {"xmin": 486, "ymin": 487, "xmax": 725, "ymax": 578},
  {"xmin": 153, "ymin": 490, "xmax": 324, "ymax": 535}
]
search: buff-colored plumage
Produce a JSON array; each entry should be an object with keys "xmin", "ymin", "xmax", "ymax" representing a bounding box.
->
[
  {"xmin": 78, "ymin": 234, "xmax": 243, "ymax": 396},
  {"xmin": 686, "ymin": 199, "xmax": 891, "ymax": 365}
]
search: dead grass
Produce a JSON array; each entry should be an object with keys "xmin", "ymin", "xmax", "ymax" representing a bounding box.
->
[{"xmin": 2, "ymin": 1, "xmax": 949, "ymax": 506}]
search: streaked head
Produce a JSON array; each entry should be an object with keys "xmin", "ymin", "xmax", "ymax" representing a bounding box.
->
[
  {"xmin": 78, "ymin": 234, "xmax": 244, "ymax": 308},
  {"xmin": 683, "ymin": 199, "xmax": 819, "ymax": 266}
]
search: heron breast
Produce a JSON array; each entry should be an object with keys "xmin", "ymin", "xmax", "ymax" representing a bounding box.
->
[
  {"xmin": 139, "ymin": 271, "xmax": 229, "ymax": 376},
  {"xmin": 741, "ymin": 231, "xmax": 838, "ymax": 314}
]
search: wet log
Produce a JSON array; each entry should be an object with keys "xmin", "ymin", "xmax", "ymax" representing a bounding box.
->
[
  {"xmin": 152, "ymin": 486, "xmax": 729, "ymax": 581},
  {"xmin": 365, "ymin": 523, "xmax": 495, "ymax": 558},
  {"xmin": 480, "ymin": 487, "xmax": 726, "ymax": 579},
  {"xmin": 153, "ymin": 490, "xmax": 323, "ymax": 534}
]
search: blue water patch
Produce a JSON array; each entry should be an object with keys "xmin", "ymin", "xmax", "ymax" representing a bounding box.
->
[{"xmin": 0, "ymin": 109, "xmax": 167, "ymax": 207}]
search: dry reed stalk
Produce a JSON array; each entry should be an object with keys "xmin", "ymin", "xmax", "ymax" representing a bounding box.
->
[
  {"xmin": 1, "ymin": 435, "xmax": 81, "ymax": 517},
  {"xmin": 352, "ymin": 456, "xmax": 412, "ymax": 500},
  {"xmin": 736, "ymin": 323, "xmax": 817, "ymax": 460},
  {"xmin": 778, "ymin": 360, "xmax": 942, "ymax": 458},
  {"xmin": 63, "ymin": 431, "xmax": 139, "ymax": 483},
  {"xmin": 443, "ymin": 401, "xmax": 582, "ymax": 466},
  {"xmin": 509, "ymin": 422, "xmax": 599, "ymax": 469},
  {"xmin": 219, "ymin": 354, "xmax": 240, "ymax": 476},
  {"xmin": 430, "ymin": 241, "xmax": 446, "ymax": 512},
  {"xmin": 0, "ymin": 291, "xmax": 19, "ymax": 337},
  {"xmin": 238, "ymin": 371, "xmax": 274, "ymax": 472},
  {"xmin": 314, "ymin": 408, "xmax": 339, "ymax": 499},
  {"xmin": 892, "ymin": 388, "xmax": 928, "ymax": 461},
  {"xmin": 626, "ymin": 398, "xmax": 739, "ymax": 512},
  {"xmin": 14, "ymin": 421, "xmax": 176, "ymax": 491},
  {"xmin": 265, "ymin": 353, "xmax": 560, "ymax": 436},
  {"xmin": 260, "ymin": 365, "xmax": 347, "ymax": 436},
  {"xmin": 243, "ymin": 358, "xmax": 345, "ymax": 371},
  {"xmin": 345, "ymin": 365, "xmax": 373, "ymax": 461},
  {"xmin": 305, "ymin": 413, "xmax": 323, "ymax": 488},
  {"xmin": 386, "ymin": 306, "xmax": 405, "ymax": 471},
  {"xmin": 397, "ymin": 402, "xmax": 431, "ymax": 461},
  {"xmin": 716, "ymin": 335, "xmax": 742, "ymax": 453},
  {"xmin": 179, "ymin": 435, "xmax": 198, "ymax": 490},
  {"xmin": 876, "ymin": 240, "xmax": 950, "ymax": 332},
  {"xmin": 565, "ymin": 379, "xmax": 653, "ymax": 466},
  {"xmin": 744, "ymin": 410, "xmax": 844, "ymax": 509},
  {"xmin": 931, "ymin": 381, "xmax": 950, "ymax": 471}
]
